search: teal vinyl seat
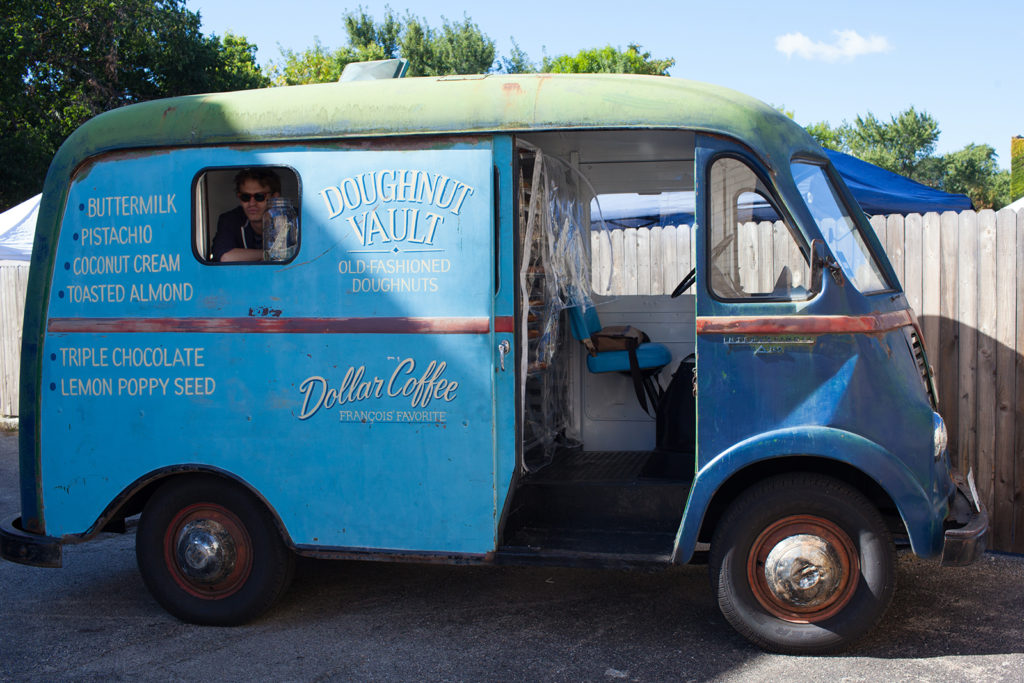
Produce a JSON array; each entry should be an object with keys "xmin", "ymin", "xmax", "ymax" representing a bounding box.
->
[
  {"xmin": 567, "ymin": 304, "xmax": 671, "ymax": 413},
  {"xmin": 584, "ymin": 342, "xmax": 672, "ymax": 374}
]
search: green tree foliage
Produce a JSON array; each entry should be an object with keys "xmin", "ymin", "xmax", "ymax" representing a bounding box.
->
[
  {"xmin": 938, "ymin": 144, "xmax": 1009, "ymax": 209},
  {"xmin": 271, "ymin": 38, "xmax": 350, "ymax": 85},
  {"xmin": 269, "ymin": 9, "xmax": 675, "ymax": 82},
  {"xmin": 0, "ymin": 0, "xmax": 267, "ymax": 210},
  {"xmin": 345, "ymin": 7, "xmax": 401, "ymax": 59},
  {"xmin": 268, "ymin": 7, "xmax": 405, "ymax": 85},
  {"xmin": 211, "ymin": 33, "xmax": 271, "ymax": 92},
  {"xmin": 805, "ymin": 109, "xmax": 1009, "ymax": 209},
  {"xmin": 805, "ymin": 121, "xmax": 851, "ymax": 153},
  {"xmin": 400, "ymin": 15, "xmax": 495, "ymax": 77},
  {"xmin": 773, "ymin": 106, "xmax": 796, "ymax": 120},
  {"xmin": 268, "ymin": 9, "xmax": 496, "ymax": 84},
  {"xmin": 271, "ymin": 10, "xmax": 672, "ymax": 83},
  {"xmin": 846, "ymin": 108, "xmax": 939, "ymax": 179},
  {"xmin": 1012, "ymin": 137, "xmax": 1024, "ymax": 202},
  {"xmin": 498, "ymin": 40, "xmax": 536, "ymax": 74},
  {"xmin": 541, "ymin": 44, "xmax": 674, "ymax": 75}
]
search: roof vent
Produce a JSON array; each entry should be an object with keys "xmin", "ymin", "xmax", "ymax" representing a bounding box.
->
[{"xmin": 339, "ymin": 59, "xmax": 409, "ymax": 82}]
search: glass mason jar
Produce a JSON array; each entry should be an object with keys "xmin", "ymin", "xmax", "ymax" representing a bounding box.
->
[{"xmin": 263, "ymin": 197, "xmax": 298, "ymax": 261}]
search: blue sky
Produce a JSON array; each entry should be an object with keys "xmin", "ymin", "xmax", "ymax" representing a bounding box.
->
[{"xmin": 191, "ymin": 0, "xmax": 1022, "ymax": 169}]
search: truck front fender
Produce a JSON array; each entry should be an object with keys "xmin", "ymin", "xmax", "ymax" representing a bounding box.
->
[{"xmin": 672, "ymin": 425, "xmax": 945, "ymax": 563}]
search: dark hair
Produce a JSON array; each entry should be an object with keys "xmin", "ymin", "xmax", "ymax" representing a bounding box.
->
[{"xmin": 234, "ymin": 168, "xmax": 282, "ymax": 194}]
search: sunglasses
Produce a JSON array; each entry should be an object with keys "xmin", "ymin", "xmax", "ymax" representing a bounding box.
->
[{"xmin": 238, "ymin": 192, "xmax": 269, "ymax": 202}]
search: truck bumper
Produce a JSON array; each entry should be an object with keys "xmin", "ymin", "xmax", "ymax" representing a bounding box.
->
[
  {"xmin": 940, "ymin": 472, "xmax": 988, "ymax": 567},
  {"xmin": 0, "ymin": 515, "xmax": 62, "ymax": 568}
]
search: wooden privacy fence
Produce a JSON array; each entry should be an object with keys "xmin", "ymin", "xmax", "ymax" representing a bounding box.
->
[
  {"xmin": 0, "ymin": 264, "xmax": 29, "ymax": 417},
  {"xmin": 3, "ymin": 210, "xmax": 1024, "ymax": 551},
  {"xmin": 871, "ymin": 209, "xmax": 1024, "ymax": 554},
  {"xmin": 592, "ymin": 223, "xmax": 695, "ymax": 296},
  {"xmin": 594, "ymin": 209, "xmax": 1024, "ymax": 554},
  {"xmin": 590, "ymin": 220, "xmax": 808, "ymax": 296}
]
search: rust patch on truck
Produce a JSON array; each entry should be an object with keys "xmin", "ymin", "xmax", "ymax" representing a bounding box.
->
[
  {"xmin": 48, "ymin": 316, "xmax": 493, "ymax": 334},
  {"xmin": 697, "ymin": 310, "xmax": 913, "ymax": 336}
]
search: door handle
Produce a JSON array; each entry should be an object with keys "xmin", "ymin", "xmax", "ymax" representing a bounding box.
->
[{"xmin": 497, "ymin": 340, "xmax": 510, "ymax": 372}]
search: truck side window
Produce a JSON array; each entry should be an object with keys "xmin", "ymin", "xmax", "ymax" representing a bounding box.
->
[
  {"xmin": 590, "ymin": 191, "xmax": 696, "ymax": 296},
  {"xmin": 193, "ymin": 166, "xmax": 301, "ymax": 264},
  {"xmin": 708, "ymin": 157, "xmax": 810, "ymax": 300}
]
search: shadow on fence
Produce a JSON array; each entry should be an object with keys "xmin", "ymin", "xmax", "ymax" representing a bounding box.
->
[{"xmin": 920, "ymin": 314, "xmax": 1023, "ymax": 554}]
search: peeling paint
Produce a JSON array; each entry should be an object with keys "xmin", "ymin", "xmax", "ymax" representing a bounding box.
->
[{"xmin": 248, "ymin": 306, "xmax": 282, "ymax": 318}]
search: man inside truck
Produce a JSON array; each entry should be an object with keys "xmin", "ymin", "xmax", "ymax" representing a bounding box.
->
[{"xmin": 212, "ymin": 168, "xmax": 281, "ymax": 262}]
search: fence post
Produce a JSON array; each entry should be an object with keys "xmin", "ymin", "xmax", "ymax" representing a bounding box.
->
[
  {"xmin": 921, "ymin": 212, "xmax": 941, "ymax": 382},
  {"xmin": 1015, "ymin": 209, "xmax": 1024, "ymax": 553},
  {"xmin": 957, "ymin": 211, "xmax": 979, "ymax": 479},
  {"xmin": 903, "ymin": 213, "xmax": 923, "ymax": 317},
  {"xmin": 994, "ymin": 209, "xmax": 1018, "ymax": 551},
  {"xmin": 0, "ymin": 265, "xmax": 29, "ymax": 417},
  {"xmin": 976, "ymin": 210, "xmax": 998, "ymax": 519}
]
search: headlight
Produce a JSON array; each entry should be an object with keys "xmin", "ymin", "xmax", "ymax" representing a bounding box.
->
[{"xmin": 933, "ymin": 412, "xmax": 948, "ymax": 461}]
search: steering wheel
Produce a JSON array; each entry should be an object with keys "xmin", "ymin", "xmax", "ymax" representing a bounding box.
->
[{"xmin": 671, "ymin": 267, "xmax": 696, "ymax": 298}]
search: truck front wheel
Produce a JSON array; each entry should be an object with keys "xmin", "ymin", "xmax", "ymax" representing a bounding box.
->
[
  {"xmin": 136, "ymin": 475, "xmax": 294, "ymax": 625},
  {"xmin": 709, "ymin": 473, "xmax": 895, "ymax": 654}
]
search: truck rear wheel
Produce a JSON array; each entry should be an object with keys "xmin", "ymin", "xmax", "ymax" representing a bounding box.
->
[
  {"xmin": 136, "ymin": 475, "xmax": 294, "ymax": 625},
  {"xmin": 709, "ymin": 473, "xmax": 895, "ymax": 654}
]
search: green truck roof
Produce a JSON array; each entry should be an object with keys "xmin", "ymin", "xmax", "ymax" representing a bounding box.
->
[{"xmin": 53, "ymin": 73, "xmax": 819, "ymax": 174}]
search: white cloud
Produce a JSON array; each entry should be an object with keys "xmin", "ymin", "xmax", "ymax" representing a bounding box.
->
[{"xmin": 775, "ymin": 30, "xmax": 891, "ymax": 62}]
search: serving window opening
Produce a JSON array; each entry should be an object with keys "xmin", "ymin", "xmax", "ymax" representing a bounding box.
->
[{"xmin": 193, "ymin": 166, "xmax": 301, "ymax": 264}]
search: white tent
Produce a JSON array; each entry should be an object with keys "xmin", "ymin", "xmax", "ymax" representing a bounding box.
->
[
  {"xmin": 1005, "ymin": 196, "xmax": 1024, "ymax": 212},
  {"xmin": 0, "ymin": 193, "xmax": 39, "ymax": 262}
]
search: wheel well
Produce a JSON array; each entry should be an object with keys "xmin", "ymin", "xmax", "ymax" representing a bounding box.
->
[
  {"xmin": 91, "ymin": 469, "xmax": 293, "ymax": 548},
  {"xmin": 696, "ymin": 457, "xmax": 904, "ymax": 544},
  {"xmin": 115, "ymin": 479, "xmax": 163, "ymax": 520}
]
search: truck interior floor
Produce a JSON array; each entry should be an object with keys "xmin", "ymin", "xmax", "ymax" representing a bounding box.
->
[{"xmin": 498, "ymin": 449, "xmax": 694, "ymax": 564}]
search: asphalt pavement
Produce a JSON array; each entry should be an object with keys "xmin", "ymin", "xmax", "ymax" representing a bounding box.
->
[{"xmin": 1, "ymin": 428, "xmax": 1023, "ymax": 682}]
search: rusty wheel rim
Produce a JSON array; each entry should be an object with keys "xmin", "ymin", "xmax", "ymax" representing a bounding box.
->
[
  {"xmin": 747, "ymin": 514, "xmax": 860, "ymax": 623},
  {"xmin": 163, "ymin": 503, "xmax": 252, "ymax": 599}
]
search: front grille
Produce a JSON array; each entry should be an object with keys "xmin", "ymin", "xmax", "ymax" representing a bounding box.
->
[{"xmin": 906, "ymin": 327, "xmax": 938, "ymax": 409}]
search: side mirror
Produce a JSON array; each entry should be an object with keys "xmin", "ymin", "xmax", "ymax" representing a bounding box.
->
[{"xmin": 809, "ymin": 238, "xmax": 843, "ymax": 294}]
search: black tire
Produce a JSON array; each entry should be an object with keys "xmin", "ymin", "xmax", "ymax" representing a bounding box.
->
[
  {"xmin": 709, "ymin": 473, "xmax": 895, "ymax": 654},
  {"xmin": 136, "ymin": 475, "xmax": 295, "ymax": 625}
]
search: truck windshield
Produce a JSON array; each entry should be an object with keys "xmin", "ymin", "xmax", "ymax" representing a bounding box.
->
[{"xmin": 791, "ymin": 161, "xmax": 890, "ymax": 294}]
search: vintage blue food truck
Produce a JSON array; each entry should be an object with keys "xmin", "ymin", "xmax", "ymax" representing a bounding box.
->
[{"xmin": 1, "ymin": 72, "xmax": 986, "ymax": 653}]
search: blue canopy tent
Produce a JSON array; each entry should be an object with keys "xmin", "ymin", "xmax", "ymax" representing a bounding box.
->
[
  {"xmin": 592, "ymin": 151, "xmax": 974, "ymax": 229},
  {"xmin": 825, "ymin": 150, "xmax": 973, "ymax": 215}
]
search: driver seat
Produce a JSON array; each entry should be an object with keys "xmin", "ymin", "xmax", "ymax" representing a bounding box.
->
[{"xmin": 567, "ymin": 303, "xmax": 672, "ymax": 414}]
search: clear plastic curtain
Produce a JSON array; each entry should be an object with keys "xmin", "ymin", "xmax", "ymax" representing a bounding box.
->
[{"xmin": 519, "ymin": 145, "xmax": 611, "ymax": 467}]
